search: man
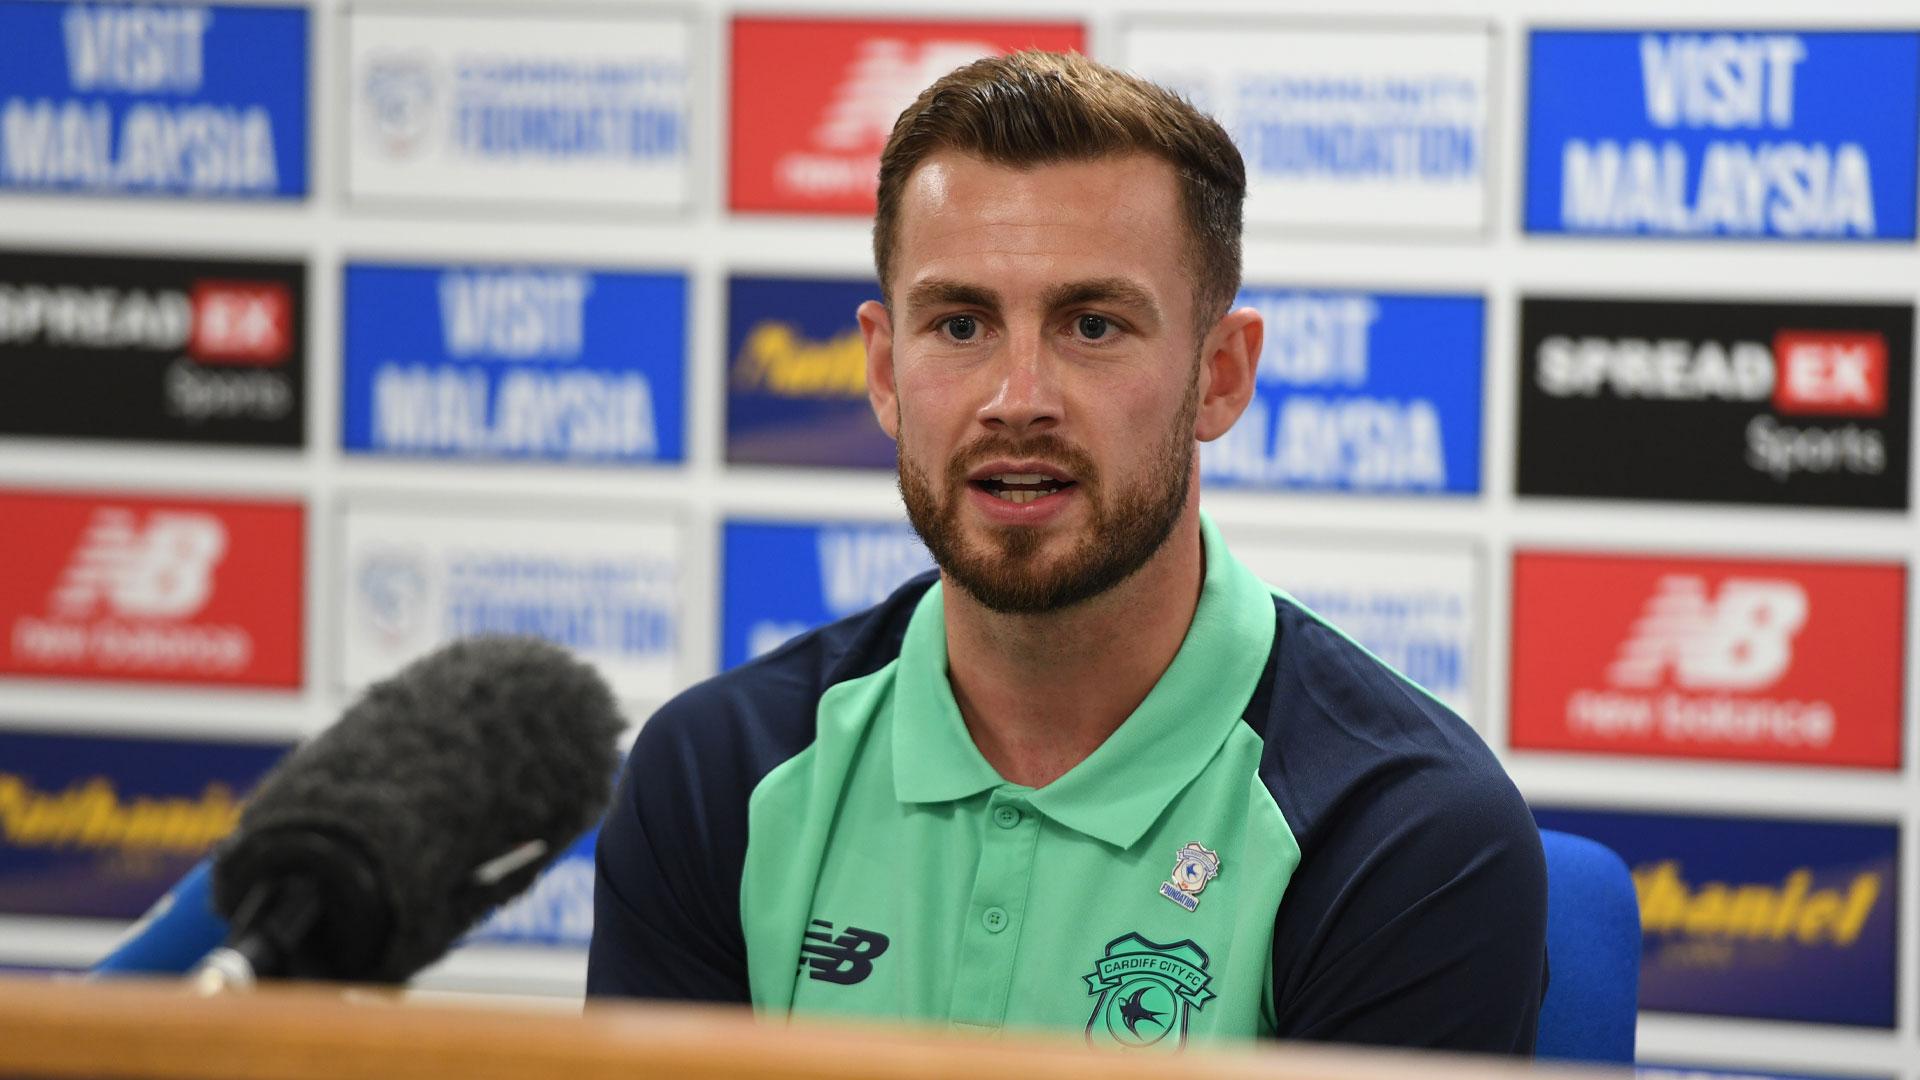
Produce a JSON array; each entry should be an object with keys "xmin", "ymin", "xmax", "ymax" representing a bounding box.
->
[{"xmin": 589, "ymin": 51, "xmax": 1547, "ymax": 1053}]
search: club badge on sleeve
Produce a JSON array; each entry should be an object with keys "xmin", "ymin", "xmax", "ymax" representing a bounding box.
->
[{"xmin": 1159, "ymin": 842, "xmax": 1220, "ymax": 912}]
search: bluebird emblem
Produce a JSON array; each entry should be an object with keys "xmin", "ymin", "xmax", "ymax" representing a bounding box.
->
[
  {"xmin": 1084, "ymin": 933, "xmax": 1214, "ymax": 1049},
  {"xmin": 1160, "ymin": 842, "xmax": 1220, "ymax": 912}
]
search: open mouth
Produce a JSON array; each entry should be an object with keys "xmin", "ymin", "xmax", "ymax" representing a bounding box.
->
[{"xmin": 974, "ymin": 472, "xmax": 1076, "ymax": 505}]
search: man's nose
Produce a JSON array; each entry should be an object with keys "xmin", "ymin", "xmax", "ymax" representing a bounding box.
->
[{"xmin": 978, "ymin": 328, "xmax": 1061, "ymax": 435}]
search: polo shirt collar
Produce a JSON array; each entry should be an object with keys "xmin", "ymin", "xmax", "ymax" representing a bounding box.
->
[{"xmin": 891, "ymin": 513, "xmax": 1276, "ymax": 850}]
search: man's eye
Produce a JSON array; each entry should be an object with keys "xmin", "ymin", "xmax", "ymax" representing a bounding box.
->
[
  {"xmin": 944, "ymin": 316, "xmax": 978, "ymax": 341},
  {"xmin": 1077, "ymin": 315, "xmax": 1111, "ymax": 340}
]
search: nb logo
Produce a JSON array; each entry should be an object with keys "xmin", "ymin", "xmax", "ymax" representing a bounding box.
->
[
  {"xmin": 798, "ymin": 919, "xmax": 889, "ymax": 985},
  {"xmin": 1608, "ymin": 575, "xmax": 1807, "ymax": 691},
  {"xmin": 813, "ymin": 39, "xmax": 999, "ymax": 152},
  {"xmin": 50, "ymin": 508, "xmax": 227, "ymax": 620}
]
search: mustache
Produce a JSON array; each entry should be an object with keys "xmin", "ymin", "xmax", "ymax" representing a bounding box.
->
[{"xmin": 943, "ymin": 432, "xmax": 1100, "ymax": 487}]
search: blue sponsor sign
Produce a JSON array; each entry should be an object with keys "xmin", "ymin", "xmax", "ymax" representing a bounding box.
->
[
  {"xmin": 1533, "ymin": 807, "xmax": 1897, "ymax": 1027},
  {"xmin": 1640, "ymin": 1066, "xmax": 1892, "ymax": 1080},
  {"xmin": 726, "ymin": 276, "xmax": 891, "ymax": 469},
  {"xmin": 0, "ymin": 729, "xmax": 287, "ymax": 919},
  {"xmin": 1201, "ymin": 289, "xmax": 1483, "ymax": 494},
  {"xmin": 0, "ymin": 1, "xmax": 308, "ymax": 198},
  {"xmin": 465, "ymin": 827, "xmax": 596, "ymax": 948},
  {"xmin": 341, "ymin": 263, "xmax": 686, "ymax": 463},
  {"xmin": 721, "ymin": 519, "xmax": 932, "ymax": 669},
  {"xmin": 1525, "ymin": 30, "xmax": 1919, "ymax": 239}
]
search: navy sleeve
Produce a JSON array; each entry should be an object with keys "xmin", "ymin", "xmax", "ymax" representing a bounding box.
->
[
  {"xmin": 588, "ymin": 694, "xmax": 758, "ymax": 1002},
  {"xmin": 587, "ymin": 577, "xmax": 930, "ymax": 1002},
  {"xmin": 1251, "ymin": 602, "xmax": 1549, "ymax": 1054}
]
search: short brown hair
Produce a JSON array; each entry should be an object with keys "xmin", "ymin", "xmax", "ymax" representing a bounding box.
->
[{"xmin": 873, "ymin": 50, "xmax": 1246, "ymax": 330}]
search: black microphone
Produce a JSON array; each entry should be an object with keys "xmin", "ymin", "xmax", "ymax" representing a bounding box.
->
[{"xmin": 197, "ymin": 635, "xmax": 624, "ymax": 987}]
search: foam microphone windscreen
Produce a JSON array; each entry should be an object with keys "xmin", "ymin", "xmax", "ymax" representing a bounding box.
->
[{"xmin": 210, "ymin": 635, "xmax": 624, "ymax": 982}]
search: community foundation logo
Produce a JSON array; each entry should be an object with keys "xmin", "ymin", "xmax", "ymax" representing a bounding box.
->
[
  {"xmin": 1227, "ymin": 533, "xmax": 1478, "ymax": 721},
  {"xmin": 1121, "ymin": 22, "xmax": 1492, "ymax": 233},
  {"xmin": 346, "ymin": 9, "xmax": 690, "ymax": 208},
  {"xmin": 728, "ymin": 18, "xmax": 1083, "ymax": 213},
  {"xmin": 340, "ymin": 503, "xmax": 682, "ymax": 704},
  {"xmin": 1517, "ymin": 298, "xmax": 1912, "ymax": 508},
  {"xmin": 360, "ymin": 52, "xmax": 436, "ymax": 158},
  {"xmin": 1511, "ymin": 552, "xmax": 1902, "ymax": 768}
]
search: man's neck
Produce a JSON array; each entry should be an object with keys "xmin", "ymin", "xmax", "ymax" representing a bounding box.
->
[{"xmin": 942, "ymin": 506, "xmax": 1206, "ymax": 790}]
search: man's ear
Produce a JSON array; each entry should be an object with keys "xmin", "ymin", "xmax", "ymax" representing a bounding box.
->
[
  {"xmin": 1194, "ymin": 306, "xmax": 1263, "ymax": 442},
  {"xmin": 858, "ymin": 299, "xmax": 899, "ymax": 440}
]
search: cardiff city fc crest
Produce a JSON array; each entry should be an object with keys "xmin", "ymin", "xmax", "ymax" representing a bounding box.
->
[
  {"xmin": 1159, "ymin": 842, "xmax": 1220, "ymax": 912},
  {"xmin": 1083, "ymin": 933, "xmax": 1214, "ymax": 1050}
]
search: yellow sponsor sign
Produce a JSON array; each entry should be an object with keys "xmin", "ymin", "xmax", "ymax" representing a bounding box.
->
[
  {"xmin": 1634, "ymin": 860, "xmax": 1881, "ymax": 947},
  {"xmin": 0, "ymin": 772, "xmax": 240, "ymax": 855},
  {"xmin": 730, "ymin": 321, "xmax": 867, "ymax": 398}
]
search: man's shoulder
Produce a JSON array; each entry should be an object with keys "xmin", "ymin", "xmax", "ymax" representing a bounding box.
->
[
  {"xmin": 1246, "ymin": 593, "xmax": 1547, "ymax": 1052},
  {"xmin": 1247, "ymin": 590, "xmax": 1532, "ymax": 848},
  {"xmin": 634, "ymin": 570, "xmax": 938, "ymax": 779}
]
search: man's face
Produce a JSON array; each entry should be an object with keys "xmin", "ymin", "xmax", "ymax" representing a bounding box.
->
[{"xmin": 863, "ymin": 151, "xmax": 1206, "ymax": 614}]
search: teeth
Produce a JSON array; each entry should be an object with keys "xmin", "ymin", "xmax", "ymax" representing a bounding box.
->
[
  {"xmin": 991, "ymin": 473, "xmax": 1052, "ymax": 484},
  {"xmin": 989, "ymin": 488, "xmax": 1061, "ymax": 504}
]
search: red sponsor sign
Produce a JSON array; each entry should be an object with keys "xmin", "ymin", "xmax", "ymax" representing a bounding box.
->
[
  {"xmin": 1510, "ymin": 551, "xmax": 1903, "ymax": 768},
  {"xmin": 190, "ymin": 280, "xmax": 293, "ymax": 365},
  {"xmin": 730, "ymin": 17, "xmax": 1085, "ymax": 214},
  {"xmin": 0, "ymin": 490, "xmax": 303, "ymax": 687},
  {"xmin": 1772, "ymin": 330, "xmax": 1888, "ymax": 416}
]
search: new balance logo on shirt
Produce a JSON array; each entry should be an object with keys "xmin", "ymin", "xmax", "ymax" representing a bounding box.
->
[{"xmin": 799, "ymin": 920, "xmax": 890, "ymax": 984}]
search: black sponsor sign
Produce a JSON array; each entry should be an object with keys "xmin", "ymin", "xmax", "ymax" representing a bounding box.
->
[
  {"xmin": 1517, "ymin": 298, "xmax": 1911, "ymax": 509},
  {"xmin": 0, "ymin": 250, "xmax": 305, "ymax": 446}
]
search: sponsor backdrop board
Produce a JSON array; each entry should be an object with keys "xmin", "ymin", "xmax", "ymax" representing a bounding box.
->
[
  {"xmin": 0, "ymin": 249, "xmax": 305, "ymax": 446},
  {"xmin": 1533, "ymin": 807, "xmax": 1898, "ymax": 1028},
  {"xmin": 3, "ymin": 0, "xmax": 1920, "ymax": 1069},
  {"xmin": 1202, "ymin": 289, "xmax": 1484, "ymax": 494},
  {"xmin": 1121, "ymin": 23, "xmax": 1493, "ymax": 233},
  {"xmin": 729, "ymin": 17, "xmax": 1085, "ymax": 214},
  {"xmin": 1516, "ymin": 298, "xmax": 1913, "ymax": 509},
  {"xmin": 346, "ymin": 10, "xmax": 691, "ymax": 210},
  {"xmin": 1511, "ymin": 552, "xmax": 1905, "ymax": 769},
  {"xmin": 0, "ymin": 0, "xmax": 308, "ymax": 198},
  {"xmin": 0, "ymin": 728, "xmax": 287, "ymax": 919},
  {"xmin": 339, "ymin": 503, "xmax": 683, "ymax": 705},
  {"xmin": 0, "ymin": 489, "xmax": 303, "ymax": 688},
  {"xmin": 1225, "ymin": 533, "xmax": 1477, "ymax": 721},
  {"xmin": 1525, "ymin": 30, "xmax": 1920, "ymax": 240},
  {"xmin": 341, "ymin": 263, "xmax": 687, "ymax": 464},
  {"xmin": 726, "ymin": 276, "xmax": 889, "ymax": 468},
  {"xmin": 721, "ymin": 519, "xmax": 932, "ymax": 669}
]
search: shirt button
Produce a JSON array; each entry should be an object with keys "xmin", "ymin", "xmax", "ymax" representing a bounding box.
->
[
  {"xmin": 982, "ymin": 907, "xmax": 1009, "ymax": 933},
  {"xmin": 993, "ymin": 806, "xmax": 1021, "ymax": 829}
]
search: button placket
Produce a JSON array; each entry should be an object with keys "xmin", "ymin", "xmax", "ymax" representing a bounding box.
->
[{"xmin": 945, "ymin": 790, "xmax": 1041, "ymax": 1031}]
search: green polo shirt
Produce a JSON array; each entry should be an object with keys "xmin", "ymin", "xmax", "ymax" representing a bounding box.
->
[{"xmin": 591, "ymin": 516, "xmax": 1547, "ymax": 1053}]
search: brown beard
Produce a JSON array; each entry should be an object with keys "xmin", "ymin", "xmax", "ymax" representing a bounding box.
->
[{"xmin": 897, "ymin": 377, "xmax": 1198, "ymax": 615}]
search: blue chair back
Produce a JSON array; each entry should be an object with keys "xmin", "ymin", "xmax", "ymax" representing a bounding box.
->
[{"xmin": 1535, "ymin": 828, "xmax": 1640, "ymax": 1063}]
